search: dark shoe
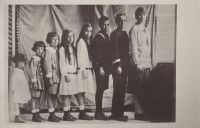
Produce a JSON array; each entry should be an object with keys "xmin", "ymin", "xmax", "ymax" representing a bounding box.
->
[
  {"xmin": 63, "ymin": 111, "xmax": 76, "ymax": 121},
  {"xmin": 32, "ymin": 113, "xmax": 43, "ymax": 122},
  {"xmin": 94, "ymin": 112, "xmax": 109, "ymax": 121},
  {"xmin": 15, "ymin": 115, "xmax": 26, "ymax": 123},
  {"xmin": 109, "ymin": 115, "xmax": 128, "ymax": 122},
  {"xmin": 48, "ymin": 114, "xmax": 60, "ymax": 122},
  {"xmin": 79, "ymin": 110, "xmax": 94, "ymax": 120},
  {"xmin": 52, "ymin": 112, "xmax": 62, "ymax": 121},
  {"xmin": 36, "ymin": 112, "xmax": 45, "ymax": 122},
  {"xmin": 135, "ymin": 113, "xmax": 149, "ymax": 121}
]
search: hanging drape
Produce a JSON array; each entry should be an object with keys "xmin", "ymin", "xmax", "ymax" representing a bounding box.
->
[{"xmin": 9, "ymin": 5, "xmax": 157, "ymax": 112}]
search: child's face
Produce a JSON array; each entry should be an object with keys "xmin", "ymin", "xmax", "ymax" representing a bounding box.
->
[
  {"xmin": 16, "ymin": 61, "xmax": 25, "ymax": 69},
  {"xmin": 65, "ymin": 32, "xmax": 74, "ymax": 45},
  {"xmin": 84, "ymin": 27, "xmax": 92, "ymax": 39},
  {"xmin": 100, "ymin": 20, "xmax": 109, "ymax": 33},
  {"xmin": 116, "ymin": 15, "xmax": 127, "ymax": 30},
  {"xmin": 50, "ymin": 36, "xmax": 59, "ymax": 48},
  {"xmin": 36, "ymin": 46, "xmax": 44, "ymax": 57},
  {"xmin": 136, "ymin": 12, "xmax": 146, "ymax": 24}
]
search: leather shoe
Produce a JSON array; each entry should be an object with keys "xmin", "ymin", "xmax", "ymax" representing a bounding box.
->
[
  {"xmin": 15, "ymin": 116, "xmax": 25, "ymax": 123},
  {"xmin": 94, "ymin": 112, "xmax": 109, "ymax": 121},
  {"xmin": 63, "ymin": 111, "xmax": 76, "ymax": 121},
  {"xmin": 135, "ymin": 113, "xmax": 149, "ymax": 121},
  {"xmin": 32, "ymin": 113, "xmax": 42, "ymax": 122},
  {"xmin": 79, "ymin": 110, "xmax": 94, "ymax": 120},
  {"xmin": 48, "ymin": 114, "xmax": 60, "ymax": 122},
  {"xmin": 109, "ymin": 115, "xmax": 128, "ymax": 122}
]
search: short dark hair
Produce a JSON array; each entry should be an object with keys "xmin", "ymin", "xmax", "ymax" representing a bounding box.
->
[
  {"xmin": 98, "ymin": 16, "xmax": 109, "ymax": 26},
  {"xmin": 12, "ymin": 53, "xmax": 26, "ymax": 64},
  {"xmin": 135, "ymin": 7, "xmax": 146, "ymax": 19},
  {"xmin": 32, "ymin": 41, "xmax": 46, "ymax": 52},
  {"xmin": 115, "ymin": 13, "xmax": 127, "ymax": 23},
  {"xmin": 46, "ymin": 31, "xmax": 60, "ymax": 44}
]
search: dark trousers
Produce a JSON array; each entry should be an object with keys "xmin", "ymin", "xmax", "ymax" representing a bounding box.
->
[
  {"xmin": 94, "ymin": 67, "xmax": 109, "ymax": 112},
  {"xmin": 111, "ymin": 66, "xmax": 128, "ymax": 116}
]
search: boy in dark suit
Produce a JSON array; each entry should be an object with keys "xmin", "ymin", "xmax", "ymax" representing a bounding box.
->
[
  {"xmin": 91, "ymin": 16, "xmax": 112, "ymax": 120},
  {"xmin": 109, "ymin": 13, "xmax": 129, "ymax": 122}
]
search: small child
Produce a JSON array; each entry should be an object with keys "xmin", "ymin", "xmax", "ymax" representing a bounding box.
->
[
  {"xmin": 91, "ymin": 16, "xmax": 111, "ymax": 120},
  {"xmin": 29, "ymin": 41, "xmax": 46, "ymax": 122},
  {"xmin": 59, "ymin": 29, "xmax": 78, "ymax": 121},
  {"xmin": 44, "ymin": 32, "xmax": 62, "ymax": 122},
  {"xmin": 76, "ymin": 23, "xmax": 96, "ymax": 120},
  {"xmin": 11, "ymin": 53, "xmax": 31, "ymax": 123}
]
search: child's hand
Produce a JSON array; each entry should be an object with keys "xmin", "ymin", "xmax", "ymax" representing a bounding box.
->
[
  {"xmin": 49, "ymin": 78, "xmax": 54, "ymax": 87},
  {"xmin": 82, "ymin": 70, "xmax": 88, "ymax": 79},
  {"xmin": 115, "ymin": 67, "xmax": 122, "ymax": 74},
  {"xmin": 100, "ymin": 67, "xmax": 105, "ymax": 76},
  {"xmin": 137, "ymin": 65, "xmax": 143, "ymax": 71},
  {"xmin": 65, "ymin": 75, "xmax": 70, "ymax": 82},
  {"xmin": 12, "ymin": 90, "xmax": 14, "ymax": 94},
  {"xmin": 32, "ymin": 82, "xmax": 38, "ymax": 90}
]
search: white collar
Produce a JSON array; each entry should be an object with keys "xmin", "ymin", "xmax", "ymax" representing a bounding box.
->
[
  {"xmin": 32, "ymin": 55, "xmax": 41, "ymax": 61},
  {"xmin": 46, "ymin": 47, "xmax": 57, "ymax": 53}
]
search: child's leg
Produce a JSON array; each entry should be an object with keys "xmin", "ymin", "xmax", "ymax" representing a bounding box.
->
[
  {"xmin": 14, "ymin": 103, "xmax": 25, "ymax": 123},
  {"xmin": 75, "ymin": 92, "xmax": 93, "ymax": 120},
  {"xmin": 132, "ymin": 94, "xmax": 143, "ymax": 114},
  {"xmin": 62, "ymin": 95, "xmax": 76, "ymax": 121},
  {"xmin": 35, "ymin": 96, "xmax": 45, "ymax": 121}
]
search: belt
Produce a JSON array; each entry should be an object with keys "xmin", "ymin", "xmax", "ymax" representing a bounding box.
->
[
  {"xmin": 67, "ymin": 72, "xmax": 77, "ymax": 74},
  {"xmin": 78, "ymin": 67, "xmax": 93, "ymax": 70}
]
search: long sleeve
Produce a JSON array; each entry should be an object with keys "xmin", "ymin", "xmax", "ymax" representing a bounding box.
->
[
  {"xmin": 29, "ymin": 59, "xmax": 37, "ymax": 82},
  {"xmin": 92, "ymin": 35, "xmax": 103, "ymax": 67},
  {"xmin": 44, "ymin": 49, "xmax": 52, "ymax": 78},
  {"xmin": 59, "ymin": 47, "xmax": 68, "ymax": 75},
  {"xmin": 129, "ymin": 27, "xmax": 140, "ymax": 65},
  {"xmin": 77, "ymin": 39, "xmax": 87, "ymax": 71},
  {"xmin": 110, "ymin": 31, "xmax": 121, "ymax": 68}
]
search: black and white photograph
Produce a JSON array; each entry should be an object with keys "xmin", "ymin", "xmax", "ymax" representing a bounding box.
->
[{"xmin": 1, "ymin": 0, "xmax": 200, "ymax": 128}]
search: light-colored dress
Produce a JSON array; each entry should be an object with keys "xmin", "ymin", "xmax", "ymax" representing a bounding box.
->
[
  {"xmin": 59, "ymin": 46, "xmax": 77, "ymax": 95},
  {"xmin": 44, "ymin": 47, "xmax": 60, "ymax": 83},
  {"xmin": 10, "ymin": 68, "xmax": 31, "ymax": 103},
  {"xmin": 29, "ymin": 55, "xmax": 45, "ymax": 90},
  {"xmin": 129, "ymin": 24, "xmax": 151, "ymax": 69},
  {"xmin": 76, "ymin": 38, "xmax": 96, "ymax": 93}
]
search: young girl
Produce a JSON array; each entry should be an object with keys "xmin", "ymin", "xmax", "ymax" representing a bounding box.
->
[
  {"xmin": 44, "ymin": 32, "xmax": 61, "ymax": 122},
  {"xmin": 76, "ymin": 23, "xmax": 96, "ymax": 120},
  {"xmin": 59, "ymin": 29, "xmax": 78, "ymax": 121},
  {"xmin": 29, "ymin": 41, "xmax": 46, "ymax": 122},
  {"xmin": 11, "ymin": 53, "xmax": 31, "ymax": 123},
  {"xmin": 127, "ymin": 7, "xmax": 151, "ymax": 121}
]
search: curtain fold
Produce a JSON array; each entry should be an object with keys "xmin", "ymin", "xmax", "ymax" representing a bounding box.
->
[{"xmin": 14, "ymin": 5, "xmax": 156, "ymax": 110}]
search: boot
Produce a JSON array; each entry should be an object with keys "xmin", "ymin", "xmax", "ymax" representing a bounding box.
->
[
  {"xmin": 79, "ymin": 110, "xmax": 94, "ymax": 120},
  {"xmin": 63, "ymin": 111, "xmax": 76, "ymax": 121},
  {"xmin": 15, "ymin": 115, "xmax": 25, "ymax": 123},
  {"xmin": 32, "ymin": 113, "xmax": 42, "ymax": 122},
  {"xmin": 52, "ymin": 112, "xmax": 62, "ymax": 121},
  {"xmin": 36, "ymin": 112, "xmax": 45, "ymax": 122},
  {"xmin": 48, "ymin": 112, "xmax": 60, "ymax": 122},
  {"xmin": 94, "ymin": 111, "xmax": 109, "ymax": 121}
]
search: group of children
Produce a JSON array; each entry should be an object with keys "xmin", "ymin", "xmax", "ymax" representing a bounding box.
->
[{"xmin": 11, "ymin": 7, "xmax": 151, "ymax": 123}]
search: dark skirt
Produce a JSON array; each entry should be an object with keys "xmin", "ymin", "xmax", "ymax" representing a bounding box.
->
[{"xmin": 127, "ymin": 65, "xmax": 150, "ymax": 94}]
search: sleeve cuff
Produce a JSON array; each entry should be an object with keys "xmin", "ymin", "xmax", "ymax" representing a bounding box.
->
[
  {"xmin": 46, "ymin": 73, "xmax": 53, "ymax": 78},
  {"xmin": 31, "ymin": 79, "xmax": 37, "ymax": 82},
  {"xmin": 113, "ymin": 59, "xmax": 121, "ymax": 64}
]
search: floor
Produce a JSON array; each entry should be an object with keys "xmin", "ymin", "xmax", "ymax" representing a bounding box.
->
[{"xmin": 9, "ymin": 112, "xmax": 149, "ymax": 124}]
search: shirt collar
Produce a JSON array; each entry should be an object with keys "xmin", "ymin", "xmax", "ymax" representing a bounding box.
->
[{"xmin": 32, "ymin": 55, "xmax": 41, "ymax": 61}]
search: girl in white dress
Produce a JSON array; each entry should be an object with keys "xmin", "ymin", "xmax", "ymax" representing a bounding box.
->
[
  {"xmin": 76, "ymin": 23, "xmax": 96, "ymax": 120},
  {"xmin": 11, "ymin": 53, "xmax": 31, "ymax": 123},
  {"xmin": 59, "ymin": 29, "xmax": 77, "ymax": 121}
]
